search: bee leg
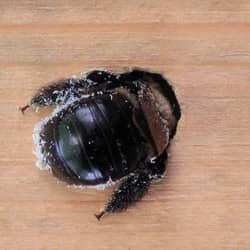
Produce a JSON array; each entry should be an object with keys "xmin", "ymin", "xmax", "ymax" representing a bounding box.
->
[
  {"xmin": 95, "ymin": 170, "xmax": 152, "ymax": 220},
  {"xmin": 95, "ymin": 152, "xmax": 167, "ymax": 220},
  {"xmin": 20, "ymin": 77, "xmax": 84, "ymax": 113},
  {"xmin": 84, "ymin": 69, "xmax": 119, "ymax": 90},
  {"xmin": 20, "ymin": 70, "xmax": 120, "ymax": 113},
  {"xmin": 85, "ymin": 69, "xmax": 150, "ymax": 94},
  {"xmin": 19, "ymin": 104, "xmax": 31, "ymax": 114}
]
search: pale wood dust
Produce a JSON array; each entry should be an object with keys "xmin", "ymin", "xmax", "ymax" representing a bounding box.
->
[{"xmin": 0, "ymin": 1, "xmax": 250, "ymax": 249}]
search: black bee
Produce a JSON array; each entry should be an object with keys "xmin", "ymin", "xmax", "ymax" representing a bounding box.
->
[{"xmin": 21, "ymin": 69, "xmax": 181, "ymax": 220}]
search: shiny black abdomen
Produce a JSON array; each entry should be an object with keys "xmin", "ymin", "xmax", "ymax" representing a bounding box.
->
[{"xmin": 41, "ymin": 93, "xmax": 149, "ymax": 185}]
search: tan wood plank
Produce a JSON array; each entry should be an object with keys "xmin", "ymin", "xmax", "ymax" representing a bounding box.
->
[{"xmin": 0, "ymin": 1, "xmax": 250, "ymax": 249}]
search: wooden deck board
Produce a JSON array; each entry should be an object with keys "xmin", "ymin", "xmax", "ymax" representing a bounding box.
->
[{"xmin": 0, "ymin": 1, "xmax": 250, "ymax": 249}]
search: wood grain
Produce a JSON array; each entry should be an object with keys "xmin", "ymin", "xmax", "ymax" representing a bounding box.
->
[{"xmin": 0, "ymin": 1, "xmax": 250, "ymax": 249}]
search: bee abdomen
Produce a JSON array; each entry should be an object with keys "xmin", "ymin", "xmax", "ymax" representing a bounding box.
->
[{"xmin": 40, "ymin": 93, "xmax": 149, "ymax": 185}]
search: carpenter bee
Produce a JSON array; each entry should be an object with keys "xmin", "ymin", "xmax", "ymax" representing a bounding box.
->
[{"xmin": 21, "ymin": 69, "xmax": 181, "ymax": 220}]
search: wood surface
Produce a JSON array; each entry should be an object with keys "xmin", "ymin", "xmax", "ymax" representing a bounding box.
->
[{"xmin": 0, "ymin": 1, "xmax": 250, "ymax": 249}]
